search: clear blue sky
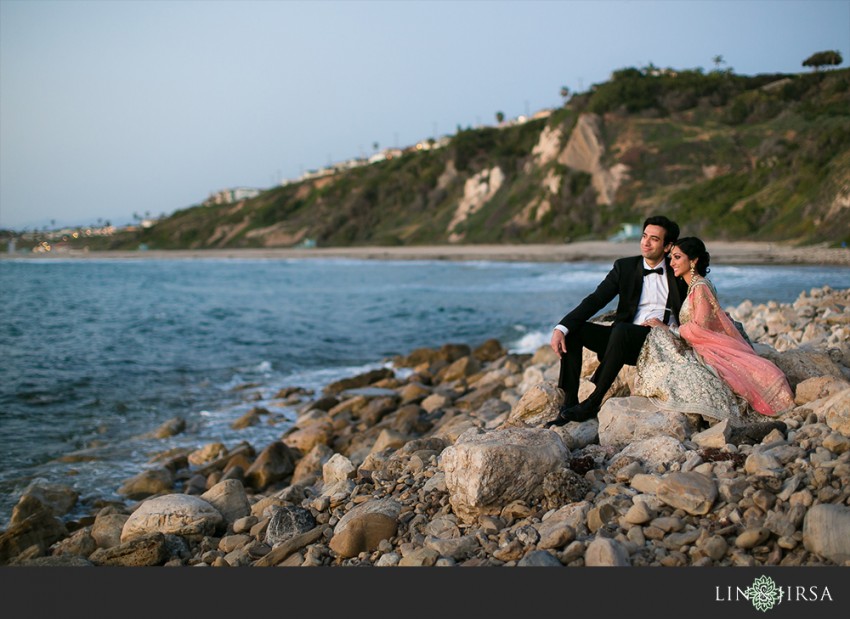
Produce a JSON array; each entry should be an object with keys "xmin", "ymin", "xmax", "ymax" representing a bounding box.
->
[{"xmin": 1, "ymin": 0, "xmax": 848, "ymax": 230}]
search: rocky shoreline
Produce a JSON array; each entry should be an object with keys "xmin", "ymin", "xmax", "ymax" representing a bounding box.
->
[{"xmin": 2, "ymin": 286, "xmax": 849, "ymax": 568}]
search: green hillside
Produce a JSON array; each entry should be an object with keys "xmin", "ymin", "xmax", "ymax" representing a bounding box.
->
[{"xmin": 61, "ymin": 66, "xmax": 850, "ymax": 250}]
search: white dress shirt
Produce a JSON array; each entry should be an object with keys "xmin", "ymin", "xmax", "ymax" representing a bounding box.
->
[{"xmin": 554, "ymin": 259, "xmax": 676, "ymax": 335}]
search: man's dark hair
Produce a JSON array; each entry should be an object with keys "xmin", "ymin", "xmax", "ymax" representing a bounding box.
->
[{"xmin": 643, "ymin": 215, "xmax": 679, "ymax": 245}]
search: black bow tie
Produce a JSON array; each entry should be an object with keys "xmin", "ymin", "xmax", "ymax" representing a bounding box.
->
[{"xmin": 643, "ymin": 267, "xmax": 663, "ymax": 276}]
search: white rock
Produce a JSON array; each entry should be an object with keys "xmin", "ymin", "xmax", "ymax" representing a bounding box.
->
[
  {"xmin": 121, "ymin": 495, "xmax": 223, "ymax": 542},
  {"xmin": 597, "ymin": 396, "xmax": 694, "ymax": 449}
]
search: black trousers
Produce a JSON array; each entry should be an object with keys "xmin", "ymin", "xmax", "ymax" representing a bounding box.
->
[{"xmin": 557, "ymin": 322, "xmax": 651, "ymax": 407}]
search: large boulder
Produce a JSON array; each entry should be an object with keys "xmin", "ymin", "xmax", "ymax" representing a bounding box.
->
[
  {"xmin": 440, "ymin": 426, "xmax": 569, "ymax": 524},
  {"xmin": 120, "ymin": 495, "xmax": 224, "ymax": 543},
  {"xmin": 597, "ymin": 396, "xmax": 695, "ymax": 449}
]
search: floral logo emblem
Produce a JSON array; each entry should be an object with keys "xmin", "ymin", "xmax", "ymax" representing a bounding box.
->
[{"xmin": 744, "ymin": 575, "xmax": 783, "ymax": 612}]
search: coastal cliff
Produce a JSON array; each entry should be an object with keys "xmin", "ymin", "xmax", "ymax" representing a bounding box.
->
[{"xmin": 17, "ymin": 66, "xmax": 847, "ymax": 254}]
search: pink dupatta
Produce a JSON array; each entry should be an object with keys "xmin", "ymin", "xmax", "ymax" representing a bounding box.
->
[{"xmin": 678, "ymin": 280, "xmax": 795, "ymax": 417}]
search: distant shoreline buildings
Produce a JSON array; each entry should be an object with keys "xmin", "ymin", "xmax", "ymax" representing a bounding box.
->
[{"xmin": 205, "ymin": 108, "xmax": 554, "ymax": 205}]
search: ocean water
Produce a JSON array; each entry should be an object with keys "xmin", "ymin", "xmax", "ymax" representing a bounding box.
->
[{"xmin": 1, "ymin": 257, "xmax": 848, "ymax": 526}]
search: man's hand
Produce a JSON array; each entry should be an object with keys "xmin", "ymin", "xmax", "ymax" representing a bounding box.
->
[
  {"xmin": 550, "ymin": 329, "xmax": 567, "ymax": 356},
  {"xmin": 642, "ymin": 318, "xmax": 667, "ymax": 329}
]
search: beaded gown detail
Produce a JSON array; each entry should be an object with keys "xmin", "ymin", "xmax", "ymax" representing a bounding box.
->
[{"xmin": 634, "ymin": 277, "xmax": 795, "ymax": 423}]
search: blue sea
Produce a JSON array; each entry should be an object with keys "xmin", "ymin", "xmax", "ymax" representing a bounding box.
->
[{"xmin": 1, "ymin": 257, "xmax": 848, "ymax": 526}]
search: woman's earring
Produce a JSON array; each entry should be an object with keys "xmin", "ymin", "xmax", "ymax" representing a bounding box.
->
[{"xmin": 689, "ymin": 263, "xmax": 696, "ymax": 278}]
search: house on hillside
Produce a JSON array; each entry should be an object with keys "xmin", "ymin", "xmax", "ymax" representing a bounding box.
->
[{"xmin": 206, "ymin": 187, "xmax": 261, "ymax": 205}]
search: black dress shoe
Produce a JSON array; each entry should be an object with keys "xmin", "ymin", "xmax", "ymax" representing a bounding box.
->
[
  {"xmin": 544, "ymin": 403, "xmax": 577, "ymax": 428},
  {"xmin": 544, "ymin": 410, "xmax": 572, "ymax": 428},
  {"xmin": 572, "ymin": 399, "xmax": 601, "ymax": 421},
  {"xmin": 545, "ymin": 400, "xmax": 599, "ymax": 428},
  {"xmin": 557, "ymin": 400, "xmax": 601, "ymax": 424}
]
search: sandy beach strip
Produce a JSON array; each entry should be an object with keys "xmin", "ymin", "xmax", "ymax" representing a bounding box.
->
[{"xmin": 4, "ymin": 241, "xmax": 850, "ymax": 266}]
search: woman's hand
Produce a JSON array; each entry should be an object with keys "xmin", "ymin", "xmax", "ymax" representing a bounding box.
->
[{"xmin": 642, "ymin": 318, "xmax": 667, "ymax": 329}]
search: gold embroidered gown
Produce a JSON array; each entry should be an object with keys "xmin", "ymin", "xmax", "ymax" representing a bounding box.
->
[{"xmin": 634, "ymin": 277, "xmax": 795, "ymax": 425}]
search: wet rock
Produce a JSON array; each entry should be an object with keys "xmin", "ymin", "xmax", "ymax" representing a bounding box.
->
[
  {"xmin": 11, "ymin": 483, "xmax": 79, "ymax": 525},
  {"xmin": 436, "ymin": 356, "xmax": 480, "ymax": 383},
  {"xmin": 474, "ymin": 338, "xmax": 507, "ymax": 362},
  {"xmin": 324, "ymin": 368, "xmax": 394, "ymax": 395},
  {"xmin": 188, "ymin": 443, "xmax": 228, "ymax": 467},
  {"xmin": 117, "ymin": 468, "xmax": 174, "ymax": 500},
  {"xmin": 0, "ymin": 506, "xmax": 68, "ymax": 564},
  {"xmin": 244, "ymin": 442, "xmax": 296, "ymax": 490},
  {"xmin": 231, "ymin": 407, "xmax": 266, "ymax": 430},
  {"xmin": 153, "ymin": 417, "xmax": 186, "ymax": 438}
]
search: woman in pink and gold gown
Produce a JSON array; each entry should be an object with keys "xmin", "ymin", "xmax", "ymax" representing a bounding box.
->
[{"xmin": 635, "ymin": 237, "xmax": 795, "ymax": 423}]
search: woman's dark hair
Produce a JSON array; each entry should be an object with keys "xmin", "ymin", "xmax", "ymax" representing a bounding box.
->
[{"xmin": 674, "ymin": 237, "xmax": 711, "ymax": 276}]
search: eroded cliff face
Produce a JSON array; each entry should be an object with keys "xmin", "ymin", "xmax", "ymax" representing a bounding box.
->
[
  {"xmin": 447, "ymin": 166, "xmax": 505, "ymax": 242},
  {"xmin": 557, "ymin": 113, "xmax": 629, "ymax": 206}
]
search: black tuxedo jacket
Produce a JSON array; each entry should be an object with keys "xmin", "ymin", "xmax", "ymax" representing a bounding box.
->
[{"xmin": 558, "ymin": 255, "xmax": 687, "ymax": 331}]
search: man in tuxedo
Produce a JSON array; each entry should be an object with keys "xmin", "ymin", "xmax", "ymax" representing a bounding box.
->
[{"xmin": 546, "ymin": 215, "xmax": 687, "ymax": 427}]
